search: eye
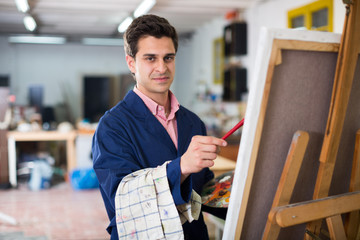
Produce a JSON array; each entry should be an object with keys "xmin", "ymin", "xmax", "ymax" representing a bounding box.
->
[
  {"xmin": 146, "ymin": 57, "xmax": 155, "ymax": 61},
  {"xmin": 164, "ymin": 56, "xmax": 175, "ymax": 62}
]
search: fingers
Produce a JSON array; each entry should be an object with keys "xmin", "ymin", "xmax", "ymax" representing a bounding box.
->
[
  {"xmin": 190, "ymin": 136, "xmax": 227, "ymax": 159},
  {"xmin": 191, "ymin": 135, "xmax": 227, "ymax": 147},
  {"xmin": 199, "ymin": 159, "xmax": 215, "ymax": 168},
  {"xmin": 180, "ymin": 135, "xmax": 227, "ymax": 177},
  {"xmin": 196, "ymin": 151, "xmax": 218, "ymax": 161}
]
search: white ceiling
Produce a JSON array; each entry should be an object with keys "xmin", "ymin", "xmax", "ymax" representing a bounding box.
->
[{"xmin": 0, "ymin": 0, "xmax": 259, "ymax": 40}]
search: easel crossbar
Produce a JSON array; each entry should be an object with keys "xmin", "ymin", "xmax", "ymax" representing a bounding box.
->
[{"xmin": 272, "ymin": 191, "xmax": 360, "ymax": 228}]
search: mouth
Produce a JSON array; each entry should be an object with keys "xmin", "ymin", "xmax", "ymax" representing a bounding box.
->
[{"xmin": 152, "ymin": 75, "xmax": 170, "ymax": 82}]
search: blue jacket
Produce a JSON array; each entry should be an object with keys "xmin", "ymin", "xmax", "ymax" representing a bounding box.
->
[{"xmin": 92, "ymin": 90, "xmax": 215, "ymax": 239}]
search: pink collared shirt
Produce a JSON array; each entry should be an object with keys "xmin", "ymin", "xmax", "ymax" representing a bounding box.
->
[{"xmin": 134, "ymin": 87, "xmax": 179, "ymax": 149}]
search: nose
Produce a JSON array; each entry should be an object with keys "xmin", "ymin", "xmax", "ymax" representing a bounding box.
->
[{"xmin": 156, "ymin": 59, "xmax": 167, "ymax": 74}]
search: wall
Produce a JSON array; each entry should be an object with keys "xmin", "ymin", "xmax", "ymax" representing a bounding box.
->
[
  {"xmin": 0, "ymin": 39, "xmax": 128, "ymax": 121},
  {"xmin": 0, "ymin": 0, "xmax": 346, "ymax": 121},
  {"xmin": 244, "ymin": 0, "xmax": 345, "ymax": 87},
  {"xmin": 173, "ymin": 17, "xmax": 228, "ymax": 108},
  {"xmin": 175, "ymin": 0, "xmax": 345, "ymax": 109}
]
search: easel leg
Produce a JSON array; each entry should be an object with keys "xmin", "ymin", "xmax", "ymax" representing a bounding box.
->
[
  {"xmin": 346, "ymin": 130, "xmax": 360, "ymax": 240},
  {"xmin": 326, "ymin": 215, "xmax": 347, "ymax": 240},
  {"xmin": 263, "ymin": 131, "xmax": 309, "ymax": 239},
  {"xmin": 306, "ymin": 0, "xmax": 360, "ymax": 238}
]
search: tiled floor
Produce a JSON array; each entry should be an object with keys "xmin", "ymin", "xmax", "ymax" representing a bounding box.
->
[
  {"xmin": 0, "ymin": 181, "xmax": 220, "ymax": 240},
  {"xmin": 0, "ymin": 182, "xmax": 109, "ymax": 240}
]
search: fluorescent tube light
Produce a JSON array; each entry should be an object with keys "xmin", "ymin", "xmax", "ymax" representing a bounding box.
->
[
  {"xmin": 82, "ymin": 38, "xmax": 124, "ymax": 46},
  {"xmin": 8, "ymin": 36, "xmax": 66, "ymax": 44},
  {"xmin": 23, "ymin": 16, "xmax": 37, "ymax": 32},
  {"xmin": 133, "ymin": 0, "xmax": 156, "ymax": 18},
  {"xmin": 14, "ymin": 0, "xmax": 30, "ymax": 13},
  {"xmin": 118, "ymin": 16, "xmax": 133, "ymax": 33}
]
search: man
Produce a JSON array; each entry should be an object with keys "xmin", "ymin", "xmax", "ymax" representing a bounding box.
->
[{"xmin": 92, "ymin": 14, "xmax": 227, "ymax": 239}]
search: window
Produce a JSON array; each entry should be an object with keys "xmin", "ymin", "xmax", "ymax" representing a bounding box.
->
[{"xmin": 288, "ymin": 0, "xmax": 333, "ymax": 32}]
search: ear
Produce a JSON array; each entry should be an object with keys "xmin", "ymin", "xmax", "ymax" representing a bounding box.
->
[{"xmin": 126, "ymin": 55, "xmax": 136, "ymax": 74}]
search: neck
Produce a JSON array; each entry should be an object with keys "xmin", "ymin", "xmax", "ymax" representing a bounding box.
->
[
  {"xmin": 152, "ymin": 91, "xmax": 171, "ymax": 116},
  {"xmin": 154, "ymin": 92, "xmax": 169, "ymax": 107},
  {"xmin": 135, "ymin": 86, "xmax": 171, "ymax": 112},
  {"xmin": 158, "ymin": 93, "xmax": 171, "ymax": 115}
]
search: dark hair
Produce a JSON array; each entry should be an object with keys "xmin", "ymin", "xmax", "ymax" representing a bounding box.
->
[{"xmin": 123, "ymin": 14, "xmax": 178, "ymax": 58}]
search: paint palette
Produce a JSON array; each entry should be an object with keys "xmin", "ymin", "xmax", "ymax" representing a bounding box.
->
[{"xmin": 201, "ymin": 170, "xmax": 234, "ymax": 208}]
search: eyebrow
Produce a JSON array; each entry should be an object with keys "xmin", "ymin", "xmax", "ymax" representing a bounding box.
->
[{"xmin": 142, "ymin": 53, "xmax": 176, "ymax": 57}]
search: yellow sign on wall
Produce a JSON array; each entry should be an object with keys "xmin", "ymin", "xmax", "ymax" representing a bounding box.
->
[{"xmin": 213, "ymin": 37, "xmax": 225, "ymax": 84}]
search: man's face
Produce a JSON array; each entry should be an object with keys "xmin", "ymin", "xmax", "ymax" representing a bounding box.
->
[{"xmin": 126, "ymin": 36, "xmax": 176, "ymax": 100}]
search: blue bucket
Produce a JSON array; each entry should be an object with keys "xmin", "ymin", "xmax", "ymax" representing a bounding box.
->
[{"xmin": 70, "ymin": 168, "xmax": 99, "ymax": 190}]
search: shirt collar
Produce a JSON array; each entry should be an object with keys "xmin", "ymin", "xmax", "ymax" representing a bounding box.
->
[{"xmin": 133, "ymin": 87, "xmax": 180, "ymax": 119}]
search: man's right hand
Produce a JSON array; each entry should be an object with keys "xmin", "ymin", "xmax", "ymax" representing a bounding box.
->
[{"xmin": 180, "ymin": 135, "xmax": 227, "ymax": 183}]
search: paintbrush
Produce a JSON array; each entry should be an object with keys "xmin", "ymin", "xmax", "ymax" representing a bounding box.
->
[{"xmin": 221, "ymin": 118, "xmax": 245, "ymax": 140}]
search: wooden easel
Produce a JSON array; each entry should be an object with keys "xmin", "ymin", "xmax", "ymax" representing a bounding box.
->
[
  {"xmin": 263, "ymin": 130, "xmax": 360, "ymax": 239},
  {"xmin": 263, "ymin": 0, "xmax": 360, "ymax": 239}
]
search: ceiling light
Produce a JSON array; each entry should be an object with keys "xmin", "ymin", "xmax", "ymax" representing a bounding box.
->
[
  {"xmin": 23, "ymin": 16, "xmax": 37, "ymax": 32},
  {"xmin": 133, "ymin": 0, "xmax": 156, "ymax": 18},
  {"xmin": 14, "ymin": 0, "xmax": 30, "ymax": 13},
  {"xmin": 118, "ymin": 16, "xmax": 133, "ymax": 33},
  {"xmin": 82, "ymin": 38, "xmax": 124, "ymax": 46},
  {"xmin": 8, "ymin": 36, "xmax": 66, "ymax": 44}
]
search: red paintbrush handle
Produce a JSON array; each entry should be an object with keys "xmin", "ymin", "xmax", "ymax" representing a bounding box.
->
[{"xmin": 222, "ymin": 118, "xmax": 245, "ymax": 140}]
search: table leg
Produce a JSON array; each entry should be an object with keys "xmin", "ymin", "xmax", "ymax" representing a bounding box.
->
[
  {"xmin": 66, "ymin": 137, "xmax": 76, "ymax": 173},
  {"xmin": 7, "ymin": 136, "xmax": 17, "ymax": 187}
]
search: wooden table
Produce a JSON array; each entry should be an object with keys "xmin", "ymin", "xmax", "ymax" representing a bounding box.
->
[
  {"xmin": 210, "ymin": 155, "xmax": 237, "ymax": 178},
  {"xmin": 7, "ymin": 130, "xmax": 77, "ymax": 187}
]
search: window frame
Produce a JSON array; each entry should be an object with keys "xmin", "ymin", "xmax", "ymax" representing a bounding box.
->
[{"xmin": 288, "ymin": 0, "xmax": 333, "ymax": 32}]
